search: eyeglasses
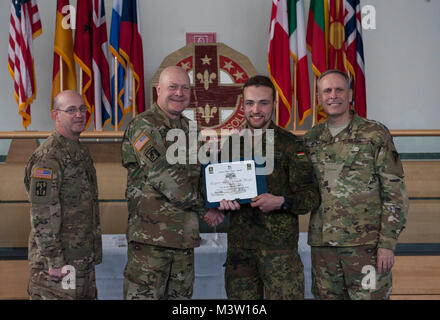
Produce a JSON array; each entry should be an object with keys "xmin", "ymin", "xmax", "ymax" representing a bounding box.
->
[
  {"xmin": 168, "ymin": 84, "xmax": 191, "ymax": 92},
  {"xmin": 56, "ymin": 105, "xmax": 89, "ymax": 115}
]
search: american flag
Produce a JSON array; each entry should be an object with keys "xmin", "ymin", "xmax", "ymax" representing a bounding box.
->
[
  {"xmin": 345, "ymin": 0, "xmax": 367, "ymax": 117},
  {"xmin": 8, "ymin": 0, "xmax": 42, "ymax": 129}
]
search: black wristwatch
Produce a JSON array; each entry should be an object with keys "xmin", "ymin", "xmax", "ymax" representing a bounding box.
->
[{"xmin": 281, "ymin": 197, "xmax": 293, "ymax": 212}]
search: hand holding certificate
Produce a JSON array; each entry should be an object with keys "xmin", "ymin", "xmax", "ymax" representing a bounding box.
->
[{"xmin": 202, "ymin": 160, "xmax": 267, "ymax": 208}]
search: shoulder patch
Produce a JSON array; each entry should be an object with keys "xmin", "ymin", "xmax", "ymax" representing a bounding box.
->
[
  {"xmin": 34, "ymin": 181, "xmax": 48, "ymax": 197},
  {"xmin": 134, "ymin": 135, "xmax": 150, "ymax": 151},
  {"xmin": 34, "ymin": 168, "xmax": 53, "ymax": 180},
  {"xmin": 144, "ymin": 146, "xmax": 161, "ymax": 163},
  {"xmin": 296, "ymin": 151, "xmax": 305, "ymax": 157}
]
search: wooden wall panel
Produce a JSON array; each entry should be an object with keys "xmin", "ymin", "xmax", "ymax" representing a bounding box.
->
[
  {"xmin": 299, "ymin": 200, "xmax": 440, "ymax": 243},
  {"xmin": 0, "ymin": 203, "xmax": 129, "ymax": 247},
  {"xmin": 0, "ymin": 260, "xmax": 29, "ymax": 300},
  {"xmin": 392, "ymin": 256, "xmax": 440, "ymax": 296},
  {"xmin": 0, "ymin": 200, "xmax": 438, "ymax": 245},
  {"xmin": 1, "ymin": 256, "xmax": 439, "ymax": 300},
  {"xmin": 1, "ymin": 160, "xmax": 439, "ymax": 245},
  {"xmin": 403, "ymin": 161, "xmax": 440, "ymax": 198},
  {"xmin": 0, "ymin": 162, "xmax": 127, "ymax": 201}
]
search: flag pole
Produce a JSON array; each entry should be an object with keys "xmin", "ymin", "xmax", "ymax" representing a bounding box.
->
[
  {"xmin": 114, "ymin": 57, "xmax": 119, "ymax": 131},
  {"xmin": 132, "ymin": 75, "xmax": 136, "ymax": 118},
  {"xmin": 59, "ymin": 56, "xmax": 63, "ymax": 92},
  {"xmin": 293, "ymin": 63, "xmax": 297, "ymax": 131},
  {"xmin": 275, "ymin": 91, "xmax": 280, "ymax": 126},
  {"xmin": 312, "ymin": 75, "xmax": 317, "ymax": 127},
  {"xmin": 79, "ymin": 69, "xmax": 83, "ymax": 95}
]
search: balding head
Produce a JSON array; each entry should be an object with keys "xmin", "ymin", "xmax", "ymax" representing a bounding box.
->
[
  {"xmin": 53, "ymin": 90, "xmax": 83, "ymax": 110},
  {"xmin": 51, "ymin": 90, "xmax": 88, "ymax": 140},
  {"xmin": 155, "ymin": 66, "xmax": 191, "ymax": 119},
  {"xmin": 158, "ymin": 66, "xmax": 190, "ymax": 85}
]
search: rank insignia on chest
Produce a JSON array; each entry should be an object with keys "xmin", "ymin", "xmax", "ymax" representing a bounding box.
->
[
  {"xmin": 34, "ymin": 168, "xmax": 53, "ymax": 180},
  {"xmin": 134, "ymin": 135, "xmax": 150, "ymax": 151},
  {"xmin": 35, "ymin": 181, "xmax": 47, "ymax": 197},
  {"xmin": 145, "ymin": 147, "xmax": 161, "ymax": 163}
]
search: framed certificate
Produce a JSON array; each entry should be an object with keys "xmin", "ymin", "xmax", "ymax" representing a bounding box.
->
[{"xmin": 202, "ymin": 159, "xmax": 268, "ymax": 208}]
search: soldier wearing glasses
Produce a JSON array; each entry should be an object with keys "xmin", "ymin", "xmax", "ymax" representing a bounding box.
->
[{"xmin": 24, "ymin": 90, "xmax": 102, "ymax": 300}]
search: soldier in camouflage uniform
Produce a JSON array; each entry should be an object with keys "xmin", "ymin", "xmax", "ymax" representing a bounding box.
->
[
  {"xmin": 210, "ymin": 75, "xmax": 320, "ymax": 299},
  {"xmin": 304, "ymin": 70, "xmax": 409, "ymax": 300},
  {"xmin": 121, "ymin": 66, "xmax": 213, "ymax": 299},
  {"xmin": 24, "ymin": 90, "xmax": 102, "ymax": 300}
]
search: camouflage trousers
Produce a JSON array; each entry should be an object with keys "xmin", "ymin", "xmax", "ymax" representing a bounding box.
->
[
  {"xmin": 224, "ymin": 247, "xmax": 304, "ymax": 300},
  {"xmin": 123, "ymin": 242, "xmax": 195, "ymax": 300},
  {"xmin": 311, "ymin": 245, "xmax": 392, "ymax": 300},
  {"xmin": 28, "ymin": 267, "xmax": 97, "ymax": 300}
]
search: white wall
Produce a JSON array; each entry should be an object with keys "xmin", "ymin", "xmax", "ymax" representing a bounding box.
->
[
  {"xmin": 0, "ymin": 0, "xmax": 438, "ymax": 135},
  {"xmin": 363, "ymin": 0, "xmax": 440, "ymax": 130}
]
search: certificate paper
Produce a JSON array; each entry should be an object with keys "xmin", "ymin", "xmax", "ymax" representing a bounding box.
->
[{"xmin": 204, "ymin": 160, "xmax": 263, "ymax": 206}]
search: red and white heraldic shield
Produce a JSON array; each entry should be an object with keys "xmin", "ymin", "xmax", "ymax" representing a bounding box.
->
[{"xmin": 151, "ymin": 43, "xmax": 258, "ymax": 131}]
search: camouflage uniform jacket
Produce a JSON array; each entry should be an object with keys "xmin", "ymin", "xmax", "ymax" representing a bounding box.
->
[
  {"xmin": 122, "ymin": 103, "xmax": 205, "ymax": 249},
  {"xmin": 24, "ymin": 132, "xmax": 102, "ymax": 271},
  {"xmin": 226, "ymin": 122, "xmax": 320, "ymax": 250},
  {"xmin": 304, "ymin": 111, "xmax": 408, "ymax": 251}
]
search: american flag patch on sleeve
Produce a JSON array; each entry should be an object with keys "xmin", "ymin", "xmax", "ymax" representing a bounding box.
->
[
  {"xmin": 34, "ymin": 168, "xmax": 53, "ymax": 180},
  {"xmin": 134, "ymin": 135, "xmax": 150, "ymax": 151}
]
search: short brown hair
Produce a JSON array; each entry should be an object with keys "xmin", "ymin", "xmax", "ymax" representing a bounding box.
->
[{"xmin": 242, "ymin": 75, "xmax": 276, "ymax": 102}]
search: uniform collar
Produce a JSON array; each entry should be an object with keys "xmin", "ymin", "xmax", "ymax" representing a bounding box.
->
[
  {"xmin": 53, "ymin": 131, "xmax": 81, "ymax": 146},
  {"xmin": 151, "ymin": 103, "xmax": 185, "ymax": 130},
  {"xmin": 321, "ymin": 110, "xmax": 361, "ymax": 143},
  {"xmin": 53, "ymin": 131, "xmax": 83, "ymax": 159},
  {"xmin": 239, "ymin": 120, "xmax": 276, "ymax": 135}
]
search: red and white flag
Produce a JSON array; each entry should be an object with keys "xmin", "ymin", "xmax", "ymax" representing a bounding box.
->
[
  {"xmin": 8, "ymin": 0, "xmax": 42, "ymax": 129},
  {"xmin": 288, "ymin": 0, "xmax": 311, "ymax": 126},
  {"xmin": 268, "ymin": 0, "xmax": 292, "ymax": 129},
  {"xmin": 74, "ymin": 0, "xmax": 93, "ymax": 129},
  {"xmin": 74, "ymin": 0, "xmax": 112, "ymax": 130}
]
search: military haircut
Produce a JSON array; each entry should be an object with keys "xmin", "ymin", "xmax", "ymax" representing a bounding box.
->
[
  {"xmin": 317, "ymin": 69, "xmax": 351, "ymax": 89},
  {"xmin": 242, "ymin": 75, "xmax": 276, "ymax": 102}
]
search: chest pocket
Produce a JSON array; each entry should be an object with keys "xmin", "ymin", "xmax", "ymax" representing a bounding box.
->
[
  {"xmin": 340, "ymin": 140, "xmax": 375, "ymax": 181},
  {"xmin": 310, "ymin": 139, "xmax": 373, "ymax": 189},
  {"xmin": 61, "ymin": 154, "xmax": 95, "ymax": 203}
]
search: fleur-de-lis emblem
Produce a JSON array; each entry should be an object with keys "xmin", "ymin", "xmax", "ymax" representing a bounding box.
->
[
  {"xmin": 197, "ymin": 104, "xmax": 217, "ymax": 124},
  {"xmin": 197, "ymin": 70, "xmax": 217, "ymax": 90}
]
